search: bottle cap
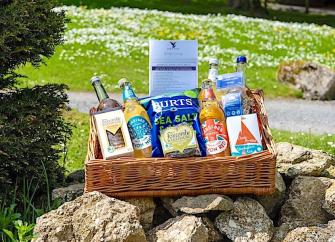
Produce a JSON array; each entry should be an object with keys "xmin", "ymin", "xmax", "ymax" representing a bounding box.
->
[
  {"xmin": 209, "ymin": 58, "xmax": 219, "ymax": 65},
  {"xmin": 118, "ymin": 77, "xmax": 130, "ymax": 88},
  {"xmin": 90, "ymin": 76, "xmax": 100, "ymax": 84},
  {"xmin": 236, "ymin": 56, "xmax": 247, "ymax": 64}
]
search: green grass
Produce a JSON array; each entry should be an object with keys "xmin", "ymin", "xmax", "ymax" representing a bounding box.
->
[
  {"xmin": 18, "ymin": 6, "xmax": 335, "ymax": 98},
  {"xmin": 60, "ymin": 0, "xmax": 335, "ymax": 27},
  {"xmin": 63, "ymin": 110, "xmax": 335, "ymax": 172}
]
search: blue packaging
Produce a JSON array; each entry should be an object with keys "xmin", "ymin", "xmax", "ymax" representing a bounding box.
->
[
  {"xmin": 217, "ymin": 72, "xmax": 245, "ymax": 117},
  {"xmin": 141, "ymin": 89, "xmax": 206, "ymax": 158}
]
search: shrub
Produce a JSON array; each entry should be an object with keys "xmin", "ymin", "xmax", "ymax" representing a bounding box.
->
[
  {"xmin": 0, "ymin": 85, "xmax": 72, "ymax": 204},
  {"xmin": 0, "ymin": 0, "xmax": 66, "ymax": 88},
  {"xmin": 0, "ymin": 0, "xmax": 70, "ymax": 207}
]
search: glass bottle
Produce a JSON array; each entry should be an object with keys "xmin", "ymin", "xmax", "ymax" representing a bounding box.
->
[
  {"xmin": 236, "ymin": 56, "xmax": 255, "ymax": 114},
  {"xmin": 118, "ymin": 78, "xmax": 152, "ymax": 158},
  {"xmin": 91, "ymin": 76, "xmax": 121, "ymax": 111},
  {"xmin": 199, "ymin": 58, "xmax": 219, "ymax": 103},
  {"xmin": 199, "ymin": 79, "xmax": 231, "ymax": 157},
  {"xmin": 90, "ymin": 76, "xmax": 125, "ymax": 150}
]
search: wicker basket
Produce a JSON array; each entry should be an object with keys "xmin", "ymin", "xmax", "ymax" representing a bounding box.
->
[{"xmin": 85, "ymin": 89, "xmax": 276, "ymax": 198}]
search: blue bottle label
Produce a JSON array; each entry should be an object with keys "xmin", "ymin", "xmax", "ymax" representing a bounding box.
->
[
  {"xmin": 127, "ymin": 116, "xmax": 151, "ymax": 150},
  {"xmin": 217, "ymin": 72, "xmax": 244, "ymax": 89},
  {"xmin": 223, "ymin": 92, "xmax": 243, "ymax": 117}
]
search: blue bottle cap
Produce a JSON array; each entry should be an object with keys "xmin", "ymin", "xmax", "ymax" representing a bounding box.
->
[{"xmin": 236, "ymin": 56, "xmax": 247, "ymax": 64}]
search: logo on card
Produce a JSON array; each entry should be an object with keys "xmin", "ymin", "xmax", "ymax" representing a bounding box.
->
[
  {"xmin": 167, "ymin": 41, "xmax": 179, "ymax": 50},
  {"xmin": 170, "ymin": 41, "xmax": 176, "ymax": 48}
]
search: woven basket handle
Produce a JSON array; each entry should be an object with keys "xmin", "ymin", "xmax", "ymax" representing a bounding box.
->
[{"xmin": 250, "ymin": 89, "xmax": 276, "ymax": 156}]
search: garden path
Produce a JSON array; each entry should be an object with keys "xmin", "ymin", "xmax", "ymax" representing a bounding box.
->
[{"xmin": 68, "ymin": 92, "xmax": 335, "ymax": 135}]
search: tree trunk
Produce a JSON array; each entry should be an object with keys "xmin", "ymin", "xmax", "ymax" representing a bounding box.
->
[
  {"xmin": 305, "ymin": 0, "xmax": 310, "ymax": 14},
  {"xmin": 264, "ymin": 0, "xmax": 268, "ymax": 12},
  {"xmin": 228, "ymin": 0, "xmax": 262, "ymax": 11}
]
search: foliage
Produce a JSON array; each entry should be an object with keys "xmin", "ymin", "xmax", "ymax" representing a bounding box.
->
[
  {"xmin": 0, "ymin": 195, "xmax": 61, "ymax": 242},
  {"xmin": 0, "ymin": 85, "xmax": 72, "ymax": 206},
  {"xmin": 0, "ymin": 0, "xmax": 66, "ymax": 89}
]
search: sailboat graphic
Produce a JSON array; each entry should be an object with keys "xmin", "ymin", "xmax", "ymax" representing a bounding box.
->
[
  {"xmin": 236, "ymin": 120, "xmax": 258, "ymax": 145},
  {"xmin": 235, "ymin": 119, "xmax": 259, "ymax": 155}
]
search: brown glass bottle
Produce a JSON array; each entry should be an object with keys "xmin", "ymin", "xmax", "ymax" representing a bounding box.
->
[{"xmin": 91, "ymin": 76, "xmax": 125, "ymax": 150}]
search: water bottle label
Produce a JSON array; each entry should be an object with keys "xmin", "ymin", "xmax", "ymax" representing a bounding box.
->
[
  {"xmin": 217, "ymin": 72, "xmax": 244, "ymax": 89},
  {"xmin": 127, "ymin": 116, "xmax": 151, "ymax": 150},
  {"xmin": 223, "ymin": 92, "xmax": 243, "ymax": 117}
]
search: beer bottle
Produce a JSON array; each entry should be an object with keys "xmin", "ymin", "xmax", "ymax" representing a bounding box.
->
[
  {"xmin": 91, "ymin": 76, "xmax": 125, "ymax": 150},
  {"xmin": 118, "ymin": 78, "xmax": 152, "ymax": 158}
]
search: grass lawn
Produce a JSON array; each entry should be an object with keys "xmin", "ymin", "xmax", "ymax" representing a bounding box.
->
[
  {"xmin": 18, "ymin": 6, "xmax": 335, "ymax": 98},
  {"xmin": 60, "ymin": 0, "xmax": 335, "ymax": 27},
  {"xmin": 63, "ymin": 110, "xmax": 335, "ymax": 173}
]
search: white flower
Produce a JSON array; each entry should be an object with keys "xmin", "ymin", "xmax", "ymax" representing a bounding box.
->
[{"xmin": 55, "ymin": 6, "xmax": 335, "ymax": 70}]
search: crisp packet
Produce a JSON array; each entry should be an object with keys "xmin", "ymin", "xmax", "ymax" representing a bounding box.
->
[{"xmin": 141, "ymin": 89, "xmax": 206, "ymax": 158}]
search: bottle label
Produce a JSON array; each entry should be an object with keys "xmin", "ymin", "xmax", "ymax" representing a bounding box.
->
[
  {"xmin": 201, "ymin": 119, "xmax": 229, "ymax": 155},
  {"xmin": 127, "ymin": 116, "xmax": 151, "ymax": 150},
  {"xmin": 217, "ymin": 72, "xmax": 244, "ymax": 89},
  {"xmin": 223, "ymin": 92, "xmax": 243, "ymax": 117}
]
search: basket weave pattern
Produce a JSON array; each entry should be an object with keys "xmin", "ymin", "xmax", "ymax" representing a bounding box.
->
[{"xmin": 85, "ymin": 90, "xmax": 276, "ymax": 197}]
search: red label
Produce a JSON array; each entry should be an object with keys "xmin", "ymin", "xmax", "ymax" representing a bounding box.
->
[{"xmin": 202, "ymin": 119, "xmax": 229, "ymax": 155}]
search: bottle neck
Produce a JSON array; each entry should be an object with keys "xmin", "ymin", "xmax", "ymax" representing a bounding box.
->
[
  {"xmin": 92, "ymin": 81, "xmax": 109, "ymax": 102},
  {"xmin": 122, "ymin": 83, "xmax": 138, "ymax": 102},
  {"xmin": 236, "ymin": 62, "xmax": 247, "ymax": 73},
  {"xmin": 201, "ymin": 80, "xmax": 217, "ymax": 101},
  {"xmin": 208, "ymin": 68, "xmax": 218, "ymax": 82}
]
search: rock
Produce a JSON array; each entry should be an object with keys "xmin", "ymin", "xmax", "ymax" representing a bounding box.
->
[
  {"xmin": 271, "ymin": 222, "xmax": 306, "ymax": 242},
  {"xmin": 282, "ymin": 220, "xmax": 335, "ymax": 242},
  {"xmin": 51, "ymin": 183, "xmax": 84, "ymax": 203},
  {"xmin": 148, "ymin": 215, "xmax": 209, "ymax": 242},
  {"xmin": 283, "ymin": 226, "xmax": 332, "ymax": 242},
  {"xmin": 202, "ymin": 217, "xmax": 224, "ymax": 242},
  {"xmin": 215, "ymin": 197, "xmax": 274, "ymax": 242},
  {"xmin": 277, "ymin": 61, "xmax": 335, "ymax": 100},
  {"xmin": 171, "ymin": 194, "xmax": 234, "ymax": 215},
  {"xmin": 257, "ymin": 172, "xmax": 286, "ymax": 216},
  {"xmin": 66, "ymin": 169, "xmax": 85, "ymax": 184},
  {"xmin": 323, "ymin": 182, "xmax": 335, "ymax": 217},
  {"xmin": 279, "ymin": 176, "xmax": 330, "ymax": 226},
  {"xmin": 152, "ymin": 199, "xmax": 174, "ymax": 228},
  {"xmin": 276, "ymin": 142, "xmax": 335, "ymax": 178},
  {"xmin": 160, "ymin": 197, "xmax": 179, "ymax": 216},
  {"xmin": 34, "ymin": 191, "xmax": 146, "ymax": 242},
  {"xmin": 124, "ymin": 197, "xmax": 156, "ymax": 232}
]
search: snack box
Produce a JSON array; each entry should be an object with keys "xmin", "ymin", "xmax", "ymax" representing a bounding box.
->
[
  {"xmin": 93, "ymin": 109, "xmax": 133, "ymax": 159},
  {"xmin": 226, "ymin": 113, "xmax": 263, "ymax": 156}
]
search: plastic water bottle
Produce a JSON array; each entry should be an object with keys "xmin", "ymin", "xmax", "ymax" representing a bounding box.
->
[{"xmin": 236, "ymin": 56, "xmax": 255, "ymax": 114}]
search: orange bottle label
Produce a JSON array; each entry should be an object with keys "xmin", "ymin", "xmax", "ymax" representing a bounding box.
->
[{"xmin": 201, "ymin": 119, "xmax": 229, "ymax": 155}]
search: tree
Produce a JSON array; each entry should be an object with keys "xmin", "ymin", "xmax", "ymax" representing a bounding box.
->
[
  {"xmin": 0, "ymin": 0, "xmax": 71, "ymax": 207},
  {"xmin": 0, "ymin": 0, "xmax": 66, "ymax": 89}
]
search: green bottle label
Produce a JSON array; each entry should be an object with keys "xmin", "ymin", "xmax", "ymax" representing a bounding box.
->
[{"xmin": 127, "ymin": 116, "xmax": 151, "ymax": 150}]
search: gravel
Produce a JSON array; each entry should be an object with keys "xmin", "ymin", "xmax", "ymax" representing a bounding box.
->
[{"xmin": 68, "ymin": 92, "xmax": 335, "ymax": 135}]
